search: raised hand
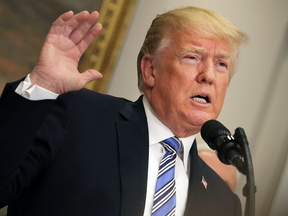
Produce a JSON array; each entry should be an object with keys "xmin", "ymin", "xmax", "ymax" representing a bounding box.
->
[{"xmin": 30, "ymin": 11, "xmax": 103, "ymax": 94}]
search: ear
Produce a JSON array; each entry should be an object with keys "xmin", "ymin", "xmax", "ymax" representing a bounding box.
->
[{"xmin": 141, "ymin": 56, "xmax": 156, "ymax": 88}]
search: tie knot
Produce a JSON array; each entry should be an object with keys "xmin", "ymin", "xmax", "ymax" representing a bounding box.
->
[{"xmin": 161, "ymin": 136, "xmax": 181, "ymax": 153}]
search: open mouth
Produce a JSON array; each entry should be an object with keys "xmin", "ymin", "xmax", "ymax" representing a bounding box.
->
[{"xmin": 191, "ymin": 95, "xmax": 210, "ymax": 103}]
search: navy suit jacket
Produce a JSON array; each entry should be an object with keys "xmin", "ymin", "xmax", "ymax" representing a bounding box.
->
[{"xmin": 0, "ymin": 80, "xmax": 241, "ymax": 215}]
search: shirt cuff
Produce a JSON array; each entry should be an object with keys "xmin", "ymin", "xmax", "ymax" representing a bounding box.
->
[{"xmin": 15, "ymin": 74, "xmax": 59, "ymax": 100}]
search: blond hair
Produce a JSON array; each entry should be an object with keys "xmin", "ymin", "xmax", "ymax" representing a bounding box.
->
[{"xmin": 137, "ymin": 6, "xmax": 249, "ymax": 92}]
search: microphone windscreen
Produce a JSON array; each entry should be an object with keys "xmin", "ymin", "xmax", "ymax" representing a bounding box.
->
[{"xmin": 200, "ymin": 120, "xmax": 230, "ymax": 147}]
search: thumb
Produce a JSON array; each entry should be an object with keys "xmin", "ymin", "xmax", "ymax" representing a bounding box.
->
[{"xmin": 80, "ymin": 69, "xmax": 103, "ymax": 86}]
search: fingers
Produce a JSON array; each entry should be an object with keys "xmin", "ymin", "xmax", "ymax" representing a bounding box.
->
[
  {"xmin": 49, "ymin": 10, "xmax": 101, "ymax": 54},
  {"xmin": 77, "ymin": 23, "xmax": 102, "ymax": 55},
  {"xmin": 61, "ymin": 11, "xmax": 90, "ymax": 37},
  {"xmin": 50, "ymin": 11, "xmax": 77, "ymax": 35},
  {"xmin": 50, "ymin": 11, "xmax": 99, "ymax": 40},
  {"xmin": 69, "ymin": 11, "xmax": 100, "ymax": 44},
  {"xmin": 53, "ymin": 11, "xmax": 74, "ymax": 25}
]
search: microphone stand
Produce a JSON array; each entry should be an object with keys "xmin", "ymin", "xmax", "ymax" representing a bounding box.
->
[{"xmin": 234, "ymin": 128, "xmax": 256, "ymax": 216}]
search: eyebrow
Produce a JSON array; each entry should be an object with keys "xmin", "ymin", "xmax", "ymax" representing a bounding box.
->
[
  {"xmin": 177, "ymin": 46, "xmax": 231, "ymax": 59},
  {"xmin": 217, "ymin": 50, "xmax": 231, "ymax": 59}
]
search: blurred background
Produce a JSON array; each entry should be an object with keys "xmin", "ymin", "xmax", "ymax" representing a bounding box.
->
[{"xmin": 0, "ymin": 0, "xmax": 287, "ymax": 215}]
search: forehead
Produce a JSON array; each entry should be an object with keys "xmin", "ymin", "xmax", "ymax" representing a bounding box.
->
[{"xmin": 169, "ymin": 30, "xmax": 231, "ymax": 58}]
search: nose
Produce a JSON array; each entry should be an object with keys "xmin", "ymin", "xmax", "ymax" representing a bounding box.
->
[{"xmin": 196, "ymin": 59, "xmax": 215, "ymax": 84}]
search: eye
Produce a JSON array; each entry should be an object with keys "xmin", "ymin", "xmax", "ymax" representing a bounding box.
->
[
  {"xmin": 188, "ymin": 56, "xmax": 196, "ymax": 60},
  {"xmin": 218, "ymin": 62, "xmax": 227, "ymax": 67},
  {"xmin": 182, "ymin": 54, "xmax": 200, "ymax": 65}
]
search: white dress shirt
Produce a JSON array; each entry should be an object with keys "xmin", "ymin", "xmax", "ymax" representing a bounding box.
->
[
  {"xmin": 15, "ymin": 74, "xmax": 58, "ymax": 100},
  {"xmin": 142, "ymin": 96, "xmax": 195, "ymax": 216},
  {"xmin": 15, "ymin": 75, "xmax": 196, "ymax": 216}
]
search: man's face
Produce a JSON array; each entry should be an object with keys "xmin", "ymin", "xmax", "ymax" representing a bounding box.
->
[{"xmin": 144, "ymin": 31, "xmax": 231, "ymax": 137}]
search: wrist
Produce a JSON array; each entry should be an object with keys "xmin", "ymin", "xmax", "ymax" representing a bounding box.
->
[{"xmin": 15, "ymin": 74, "xmax": 59, "ymax": 100}]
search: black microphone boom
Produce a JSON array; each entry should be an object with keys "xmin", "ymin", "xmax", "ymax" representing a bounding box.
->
[
  {"xmin": 201, "ymin": 120, "xmax": 256, "ymax": 216},
  {"xmin": 200, "ymin": 120, "xmax": 246, "ymax": 175}
]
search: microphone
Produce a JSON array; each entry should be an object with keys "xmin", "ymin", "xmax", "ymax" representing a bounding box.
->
[{"xmin": 200, "ymin": 120, "xmax": 246, "ymax": 175}]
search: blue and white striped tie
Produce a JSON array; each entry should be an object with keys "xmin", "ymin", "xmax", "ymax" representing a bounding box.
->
[{"xmin": 152, "ymin": 136, "xmax": 181, "ymax": 216}]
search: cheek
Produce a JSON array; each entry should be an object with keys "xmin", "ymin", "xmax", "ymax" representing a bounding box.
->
[
  {"xmin": 157, "ymin": 72, "xmax": 184, "ymax": 94},
  {"xmin": 215, "ymin": 85, "xmax": 228, "ymax": 111},
  {"xmin": 219, "ymin": 86, "xmax": 227, "ymax": 100}
]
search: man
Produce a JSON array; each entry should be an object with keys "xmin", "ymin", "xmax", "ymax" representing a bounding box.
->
[{"xmin": 0, "ymin": 6, "xmax": 248, "ymax": 216}]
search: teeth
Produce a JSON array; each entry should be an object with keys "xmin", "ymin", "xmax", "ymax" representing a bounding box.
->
[{"xmin": 192, "ymin": 96, "xmax": 208, "ymax": 103}]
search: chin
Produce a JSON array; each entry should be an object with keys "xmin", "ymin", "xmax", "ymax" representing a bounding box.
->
[{"xmin": 189, "ymin": 115, "xmax": 214, "ymax": 128}]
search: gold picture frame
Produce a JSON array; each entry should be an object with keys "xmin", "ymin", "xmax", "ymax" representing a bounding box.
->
[{"xmin": 79, "ymin": 0, "xmax": 138, "ymax": 93}]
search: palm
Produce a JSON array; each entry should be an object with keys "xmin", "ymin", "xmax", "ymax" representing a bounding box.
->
[{"xmin": 31, "ymin": 11, "xmax": 103, "ymax": 94}]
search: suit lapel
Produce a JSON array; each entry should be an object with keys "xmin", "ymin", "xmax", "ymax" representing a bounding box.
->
[
  {"xmin": 184, "ymin": 140, "xmax": 206, "ymax": 216},
  {"xmin": 116, "ymin": 96, "xmax": 149, "ymax": 216}
]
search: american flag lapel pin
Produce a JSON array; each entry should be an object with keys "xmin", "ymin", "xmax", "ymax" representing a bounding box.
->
[{"xmin": 201, "ymin": 176, "xmax": 208, "ymax": 189}]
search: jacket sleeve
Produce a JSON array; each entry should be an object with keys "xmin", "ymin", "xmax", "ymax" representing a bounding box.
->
[{"xmin": 0, "ymin": 79, "xmax": 58, "ymax": 207}]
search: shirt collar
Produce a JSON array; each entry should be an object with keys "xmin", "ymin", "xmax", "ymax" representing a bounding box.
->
[{"xmin": 142, "ymin": 95, "xmax": 196, "ymax": 171}]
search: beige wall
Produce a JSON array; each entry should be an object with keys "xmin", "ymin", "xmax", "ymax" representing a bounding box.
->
[{"xmin": 107, "ymin": 0, "xmax": 288, "ymax": 215}]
